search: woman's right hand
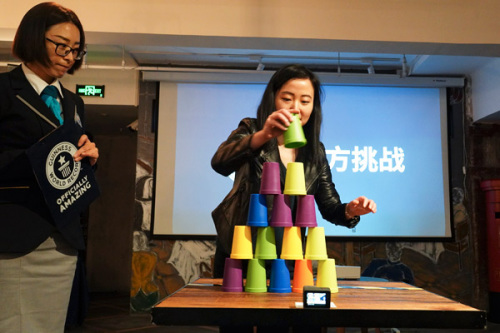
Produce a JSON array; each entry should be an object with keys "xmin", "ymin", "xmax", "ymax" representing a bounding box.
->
[
  {"xmin": 262, "ymin": 109, "xmax": 299, "ymax": 139},
  {"xmin": 250, "ymin": 109, "xmax": 299, "ymax": 150}
]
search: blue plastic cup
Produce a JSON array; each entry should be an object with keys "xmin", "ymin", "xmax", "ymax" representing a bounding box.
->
[
  {"xmin": 247, "ymin": 194, "xmax": 268, "ymax": 227},
  {"xmin": 268, "ymin": 259, "xmax": 292, "ymax": 293}
]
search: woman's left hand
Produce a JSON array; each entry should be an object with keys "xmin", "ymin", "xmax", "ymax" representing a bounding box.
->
[
  {"xmin": 346, "ymin": 196, "xmax": 377, "ymax": 218},
  {"xmin": 74, "ymin": 134, "xmax": 99, "ymax": 166}
]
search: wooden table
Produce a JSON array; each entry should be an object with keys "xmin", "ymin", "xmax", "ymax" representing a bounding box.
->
[{"xmin": 152, "ymin": 278, "xmax": 486, "ymax": 329}]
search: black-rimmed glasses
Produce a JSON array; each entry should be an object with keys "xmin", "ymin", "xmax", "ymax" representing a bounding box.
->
[{"xmin": 46, "ymin": 37, "xmax": 87, "ymax": 60}]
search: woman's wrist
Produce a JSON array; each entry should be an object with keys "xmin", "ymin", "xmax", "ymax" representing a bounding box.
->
[
  {"xmin": 250, "ymin": 130, "xmax": 272, "ymax": 150},
  {"xmin": 345, "ymin": 204, "xmax": 354, "ymax": 220}
]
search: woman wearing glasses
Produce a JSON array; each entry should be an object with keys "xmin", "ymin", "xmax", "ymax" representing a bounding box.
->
[{"xmin": 0, "ymin": 3, "xmax": 98, "ymax": 332}]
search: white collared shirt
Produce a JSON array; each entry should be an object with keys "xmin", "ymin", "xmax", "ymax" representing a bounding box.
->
[
  {"xmin": 21, "ymin": 63, "xmax": 64, "ymax": 100},
  {"xmin": 21, "ymin": 63, "xmax": 65, "ymax": 123}
]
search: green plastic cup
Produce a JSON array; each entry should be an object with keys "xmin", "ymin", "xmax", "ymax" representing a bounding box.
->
[
  {"xmin": 255, "ymin": 227, "xmax": 278, "ymax": 260},
  {"xmin": 284, "ymin": 114, "xmax": 307, "ymax": 148},
  {"xmin": 245, "ymin": 259, "xmax": 268, "ymax": 293}
]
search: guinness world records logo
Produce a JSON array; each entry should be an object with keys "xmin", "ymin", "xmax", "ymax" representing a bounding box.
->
[{"xmin": 46, "ymin": 141, "xmax": 81, "ymax": 190}]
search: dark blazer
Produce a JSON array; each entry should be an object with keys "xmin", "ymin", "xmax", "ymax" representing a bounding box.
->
[{"xmin": 0, "ymin": 65, "xmax": 86, "ymax": 253}]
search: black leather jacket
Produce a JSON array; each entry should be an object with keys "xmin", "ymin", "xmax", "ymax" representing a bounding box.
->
[{"xmin": 211, "ymin": 118, "xmax": 359, "ymax": 254}]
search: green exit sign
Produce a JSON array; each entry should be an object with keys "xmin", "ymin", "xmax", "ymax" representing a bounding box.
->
[{"xmin": 76, "ymin": 85, "xmax": 105, "ymax": 97}]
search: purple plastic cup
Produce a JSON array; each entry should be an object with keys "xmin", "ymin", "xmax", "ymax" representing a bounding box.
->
[
  {"xmin": 295, "ymin": 195, "xmax": 317, "ymax": 227},
  {"xmin": 260, "ymin": 162, "xmax": 281, "ymax": 195},
  {"xmin": 222, "ymin": 258, "xmax": 243, "ymax": 292},
  {"xmin": 270, "ymin": 194, "xmax": 293, "ymax": 227}
]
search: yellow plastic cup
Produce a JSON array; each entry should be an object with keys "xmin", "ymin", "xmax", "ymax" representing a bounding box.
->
[
  {"xmin": 283, "ymin": 162, "xmax": 306, "ymax": 195},
  {"xmin": 280, "ymin": 226, "xmax": 303, "ymax": 260},
  {"xmin": 230, "ymin": 225, "xmax": 253, "ymax": 259},
  {"xmin": 316, "ymin": 258, "xmax": 339, "ymax": 293},
  {"xmin": 305, "ymin": 227, "xmax": 328, "ymax": 260}
]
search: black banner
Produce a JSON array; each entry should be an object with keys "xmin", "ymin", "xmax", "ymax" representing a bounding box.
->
[{"xmin": 27, "ymin": 122, "xmax": 100, "ymax": 228}]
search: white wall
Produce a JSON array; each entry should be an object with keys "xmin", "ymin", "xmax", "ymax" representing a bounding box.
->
[
  {"xmin": 471, "ymin": 58, "xmax": 500, "ymax": 122},
  {"xmin": 2, "ymin": 0, "xmax": 500, "ymax": 44},
  {"xmin": 60, "ymin": 68, "xmax": 139, "ymax": 106}
]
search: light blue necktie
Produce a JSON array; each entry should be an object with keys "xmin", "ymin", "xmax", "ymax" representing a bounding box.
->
[{"xmin": 41, "ymin": 85, "xmax": 63, "ymax": 125}]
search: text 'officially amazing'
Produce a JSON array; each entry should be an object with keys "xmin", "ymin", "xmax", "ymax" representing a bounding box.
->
[{"xmin": 56, "ymin": 175, "xmax": 92, "ymax": 212}]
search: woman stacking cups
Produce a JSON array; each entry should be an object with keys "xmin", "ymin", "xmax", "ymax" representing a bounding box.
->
[
  {"xmin": 211, "ymin": 64, "xmax": 377, "ymax": 333},
  {"xmin": 211, "ymin": 64, "xmax": 377, "ymax": 278}
]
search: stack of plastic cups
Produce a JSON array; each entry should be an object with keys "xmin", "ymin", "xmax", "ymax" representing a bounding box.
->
[
  {"xmin": 295, "ymin": 195, "xmax": 317, "ymax": 228},
  {"xmin": 292, "ymin": 259, "xmax": 314, "ymax": 293},
  {"xmin": 316, "ymin": 258, "xmax": 339, "ymax": 293},
  {"xmin": 305, "ymin": 227, "xmax": 328, "ymax": 260},
  {"xmin": 255, "ymin": 227, "xmax": 277, "ymax": 260},
  {"xmin": 280, "ymin": 226, "xmax": 303, "ymax": 260},
  {"xmin": 268, "ymin": 259, "xmax": 292, "ymax": 293},
  {"xmin": 221, "ymin": 258, "xmax": 243, "ymax": 292},
  {"xmin": 245, "ymin": 258, "xmax": 268, "ymax": 293}
]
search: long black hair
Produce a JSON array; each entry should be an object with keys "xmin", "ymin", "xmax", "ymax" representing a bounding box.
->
[
  {"xmin": 256, "ymin": 64, "xmax": 324, "ymax": 166},
  {"xmin": 12, "ymin": 2, "xmax": 85, "ymax": 74}
]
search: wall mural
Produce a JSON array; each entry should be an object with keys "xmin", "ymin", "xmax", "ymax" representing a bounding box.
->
[
  {"xmin": 131, "ymin": 156, "xmax": 216, "ymax": 312},
  {"xmin": 361, "ymin": 187, "xmax": 469, "ymax": 285}
]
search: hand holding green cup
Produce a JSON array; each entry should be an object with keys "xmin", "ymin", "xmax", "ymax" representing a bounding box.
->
[{"xmin": 283, "ymin": 113, "xmax": 307, "ymax": 148}]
